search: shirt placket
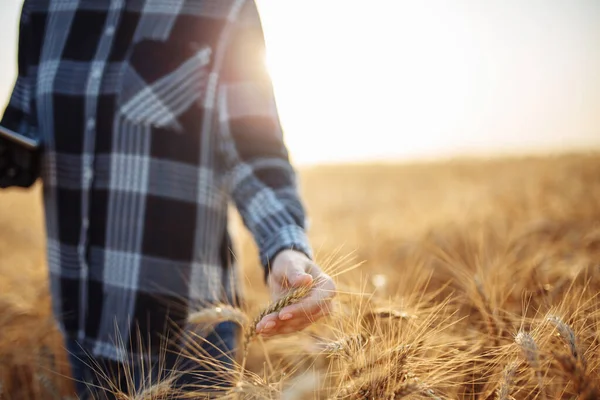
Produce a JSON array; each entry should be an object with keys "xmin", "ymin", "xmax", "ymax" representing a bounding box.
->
[{"xmin": 78, "ymin": 0, "xmax": 124, "ymax": 342}]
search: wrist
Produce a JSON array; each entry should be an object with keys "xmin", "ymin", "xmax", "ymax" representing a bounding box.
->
[{"xmin": 261, "ymin": 226, "xmax": 313, "ymax": 283}]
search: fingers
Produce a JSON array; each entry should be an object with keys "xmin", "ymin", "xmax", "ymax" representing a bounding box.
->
[
  {"xmin": 260, "ymin": 323, "xmax": 309, "ymax": 338},
  {"xmin": 261, "ymin": 251, "xmax": 338, "ymax": 339},
  {"xmin": 289, "ymin": 270, "xmax": 313, "ymax": 288},
  {"xmin": 259, "ymin": 309, "xmax": 329, "ymax": 338},
  {"xmin": 255, "ymin": 312, "xmax": 278, "ymax": 333},
  {"xmin": 254, "ymin": 298, "xmax": 331, "ymax": 335},
  {"xmin": 278, "ymin": 273, "xmax": 336, "ymax": 321},
  {"xmin": 258, "ymin": 298, "xmax": 332, "ymax": 338}
]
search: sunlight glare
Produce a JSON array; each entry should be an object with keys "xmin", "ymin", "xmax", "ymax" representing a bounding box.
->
[{"xmin": 256, "ymin": 0, "xmax": 600, "ymax": 166}]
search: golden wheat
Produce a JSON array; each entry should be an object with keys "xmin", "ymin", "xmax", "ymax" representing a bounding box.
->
[
  {"xmin": 188, "ymin": 304, "xmax": 249, "ymax": 328},
  {"xmin": 243, "ymin": 282, "xmax": 315, "ymax": 348},
  {"xmin": 495, "ymin": 361, "xmax": 518, "ymax": 400},
  {"xmin": 2, "ymin": 153, "xmax": 600, "ymax": 399},
  {"xmin": 547, "ymin": 315, "xmax": 600, "ymax": 400}
]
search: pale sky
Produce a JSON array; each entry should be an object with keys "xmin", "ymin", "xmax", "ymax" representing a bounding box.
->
[{"xmin": 1, "ymin": 0, "xmax": 599, "ymax": 166}]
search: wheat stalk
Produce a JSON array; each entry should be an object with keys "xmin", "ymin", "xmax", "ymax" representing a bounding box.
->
[
  {"xmin": 244, "ymin": 282, "xmax": 315, "ymax": 348},
  {"xmin": 347, "ymin": 345, "xmax": 414, "ymax": 380},
  {"xmin": 336, "ymin": 371, "xmax": 436, "ymax": 400},
  {"xmin": 330, "ymin": 342, "xmax": 435, "ymax": 400},
  {"xmin": 114, "ymin": 379, "xmax": 173, "ymax": 400},
  {"xmin": 187, "ymin": 304, "xmax": 248, "ymax": 327},
  {"xmin": 547, "ymin": 315, "xmax": 579, "ymax": 361},
  {"xmin": 238, "ymin": 281, "xmax": 316, "ymax": 378},
  {"xmin": 367, "ymin": 308, "xmax": 418, "ymax": 321},
  {"xmin": 514, "ymin": 331, "xmax": 539, "ymax": 370},
  {"xmin": 496, "ymin": 361, "xmax": 518, "ymax": 400},
  {"xmin": 514, "ymin": 330, "xmax": 545, "ymax": 399},
  {"xmin": 221, "ymin": 379, "xmax": 279, "ymax": 399},
  {"xmin": 547, "ymin": 315, "xmax": 599, "ymax": 400},
  {"xmin": 322, "ymin": 333, "xmax": 372, "ymax": 360},
  {"xmin": 356, "ymin": 381, "xmax": 421, "ymax": 400},
  {"xmin": 552, "ymin": 353, "xmax": 599, "ymax": 400}
]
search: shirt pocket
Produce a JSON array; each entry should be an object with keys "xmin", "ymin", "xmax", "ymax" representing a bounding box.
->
[{"xmin": 116, "ymin": 39, "xmax": 213, "ymax": 133}]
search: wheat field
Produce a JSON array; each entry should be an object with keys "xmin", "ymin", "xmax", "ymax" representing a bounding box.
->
[{"xmin": 0, "ymin": 152, "xmax": 599, "ymax": 399}]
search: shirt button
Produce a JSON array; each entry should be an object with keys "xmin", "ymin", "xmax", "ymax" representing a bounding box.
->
[
  {"xmin": 105, "ymin": 26, "xmax": 116, "ymax": 36},
  {"xmin": 87, "ymin": 119, "xmax": 95, "ymax": 130},
  {"xmin": 82, "ymin": 218, "xmax": 89, "ymax": 229},
  {"xmin": 91, "ymin": 68, "xmax": 102, "ymax": 79}
]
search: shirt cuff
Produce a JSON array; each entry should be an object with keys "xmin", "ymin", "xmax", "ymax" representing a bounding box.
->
[{"xmin": 260, "ymin": 224, "xmax": 313, "ymax": 282}]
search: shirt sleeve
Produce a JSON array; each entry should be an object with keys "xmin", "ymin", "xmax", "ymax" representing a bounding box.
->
[
  {"xmin": 1, "ymin": 2, "xmax": 35, "ymax": 133},
  {"xmin": 216, "ymin": 1, "xmax": 313, "ymax": 277}
]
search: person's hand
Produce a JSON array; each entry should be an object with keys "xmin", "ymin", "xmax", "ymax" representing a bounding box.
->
[{"xmin": 255, "ymin": 249, "xmax": 336, "ymax": 337}]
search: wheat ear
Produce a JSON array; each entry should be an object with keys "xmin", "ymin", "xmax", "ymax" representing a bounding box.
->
[
  {"xmin": 239, "ymin": 281, "xmax": 316, "ymax": 375},
  {"xmin": 514, "ymin": 330, "xmax": 545, "ymax": 399},
  {"xmin": 547, "ymin": 315, "xmax": 599, "ymax": 400},
  {"xmin": 547, "ymin": 316, "xmax": 579, "ymax": 361},
  {"xmin": 322, "ymin": 333, "xmax": 371, "ymax": 360},
  {"xmin": 114, "ymin": 379, "xmax": 173, "ymax": 400},
  {"xmin": 187, "ymin": 304, "xmax": 248, "ymax": 327},
  {"xmin": 244, "ymin": 283, "xmax": 315, "ymax": 346},
  {"xmin": 368, "ymin": 308, "xmax": 418, "ymax": 321},
  {"xmin": 496, "ymin": 361, "xmax": 518, "ymax": 400}
]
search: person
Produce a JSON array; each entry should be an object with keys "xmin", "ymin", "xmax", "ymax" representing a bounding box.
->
[{"xmin": 0, "ymin": 0, "xmax": 335, "ymax": 398}]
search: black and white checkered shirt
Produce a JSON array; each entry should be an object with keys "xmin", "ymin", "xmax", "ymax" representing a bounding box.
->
[{"xmin": 1, "ymin": 0, "xmax": 311, "ymax": 361}]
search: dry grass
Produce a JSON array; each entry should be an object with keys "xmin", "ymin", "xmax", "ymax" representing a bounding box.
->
[{"xmin": 1, "ymin": 152, "xmax": 600, "ymax": 399}]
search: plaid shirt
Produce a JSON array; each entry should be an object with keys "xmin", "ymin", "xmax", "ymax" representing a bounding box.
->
[{"xmin": 1, "ymin": 0, "xmax": 312, "ymax": 361}]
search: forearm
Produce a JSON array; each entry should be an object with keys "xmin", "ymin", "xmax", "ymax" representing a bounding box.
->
[
  {"xmin": 226, "ymin": 150, "xmax": 313, "ymax": 268},
  {"xmin": 217, "ymin": 1, "xmax": 313, "ymax": 274}
]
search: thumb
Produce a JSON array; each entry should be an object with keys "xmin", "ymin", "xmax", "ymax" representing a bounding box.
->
[{"xmin": 286, "ymin": 264, "xmax": 313, "ymax": 288}]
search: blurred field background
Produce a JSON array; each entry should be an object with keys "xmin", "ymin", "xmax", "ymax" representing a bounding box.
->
[{"xmin": 1, "ymin": 151, "xmax": 599, "ymax": 398}]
